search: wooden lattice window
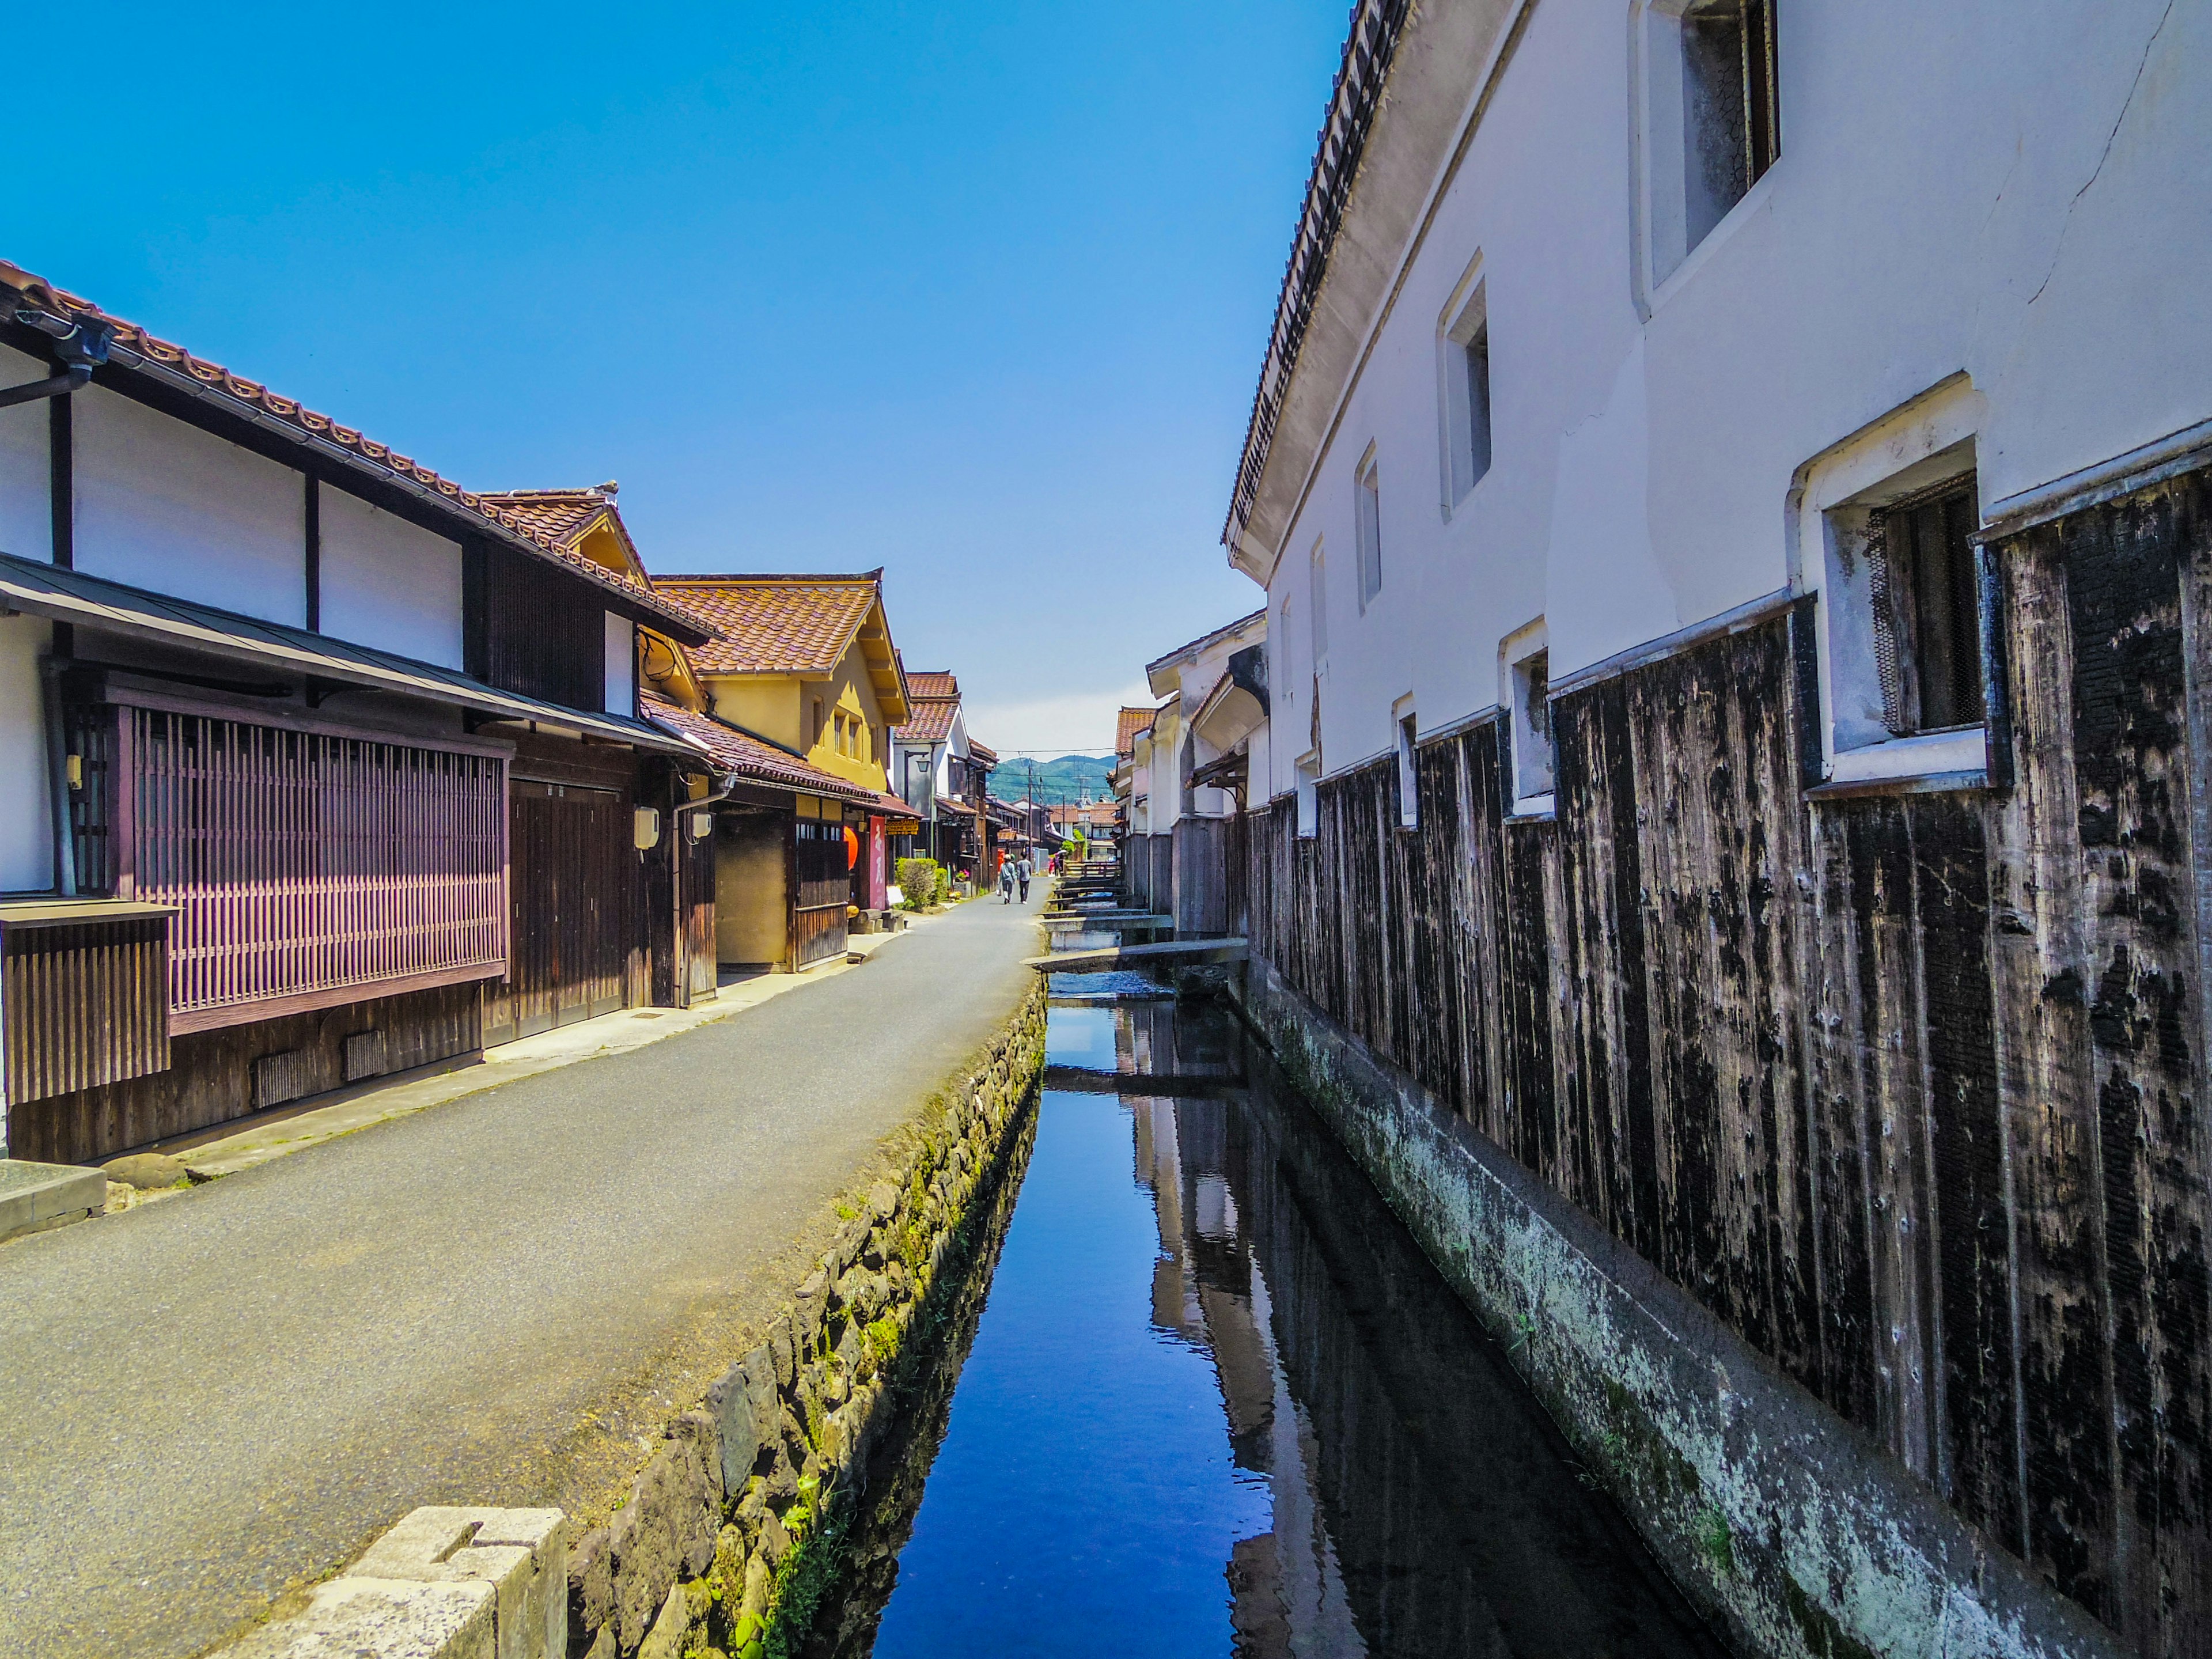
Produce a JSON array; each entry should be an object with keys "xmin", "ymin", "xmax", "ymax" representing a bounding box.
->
[{"xmin": 118, "ymin": 707, "xmax": 509, "ymax": 1031}]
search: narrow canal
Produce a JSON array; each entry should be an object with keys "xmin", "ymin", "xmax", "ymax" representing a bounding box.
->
[{"xmin": 802, "ymin": 952, "xmax": 1726, "ymax": 1658}]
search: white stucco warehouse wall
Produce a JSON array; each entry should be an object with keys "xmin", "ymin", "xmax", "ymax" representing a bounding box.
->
[{"xmin": 1260, "ymin": 0, "xmax": 2211, "ymax": 798}]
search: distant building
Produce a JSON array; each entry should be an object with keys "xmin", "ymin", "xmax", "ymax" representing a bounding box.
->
[{"xmin": 890, "ymin": 669, "xmax": 991, "ymax": 881}]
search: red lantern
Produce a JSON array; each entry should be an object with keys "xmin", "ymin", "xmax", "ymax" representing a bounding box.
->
[{"xmin": 843, "ymin": 825, "xmax": 860, "ymax": 869}]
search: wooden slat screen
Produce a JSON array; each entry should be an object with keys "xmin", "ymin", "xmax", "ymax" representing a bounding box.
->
[
  {"xmin": 129, "ymin": 709, "xmax": 509, "ymax": 1024},
  {"xmin": 2, "ymin": 917, "xmax": 170, "ymax": 1105}
]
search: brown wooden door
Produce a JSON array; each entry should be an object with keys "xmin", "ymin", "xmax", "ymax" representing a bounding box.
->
[
  {"xmin": 792, "ymin": 817, "xmax": 849, "ymax": 969},
  {"xmin": 484, "ymin": 781, "xmax": 628, "ymax": 1044}
]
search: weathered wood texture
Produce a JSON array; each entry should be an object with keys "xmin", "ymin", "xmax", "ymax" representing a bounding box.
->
[
  {"xmin": 8, "ymin": 980, "xmax": 479, "ymax": 1163},
  {"xmin": 1244, "ymin": 470, "xmax": 2212, "ymax": 1657},
  {"xmin": 465, "ymin": 539, "xmax": 607, "ymax": 711},
  {"xmin": 480, "ymin": 779, "xmax": 631, "ymax": 1046},
  {"xmin": 2, "ymin": 916, "xmax": 169, "ymax": 1108},
  {"xmin": 1172, "ymin": 816, "xmax": 1231, "ymax": 936}
]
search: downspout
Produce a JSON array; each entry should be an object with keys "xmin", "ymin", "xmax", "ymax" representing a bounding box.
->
[{"xmin": 0, "ymin": 305, "xmax": 113, "ymax": 408}]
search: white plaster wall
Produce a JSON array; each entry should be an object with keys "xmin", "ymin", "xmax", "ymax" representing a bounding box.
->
[
  {"xmin": 1259, "ymin": 0, "xmax": 2211, "ymax": 797},
  {"xmin": 0, "ymin": 344, "xmax": 52, "ymax": 564},
  {"xmin": 0, "ymin": 614, "xmax": 53, "ymax": 892},
  {"xmin": 74, "ymin": 385, "xmax": 305, "ymax": 625},
  {"xmin": 317, "ymin": 486, "xmax": 464, "ymax": 668},
  {"xmin": 604, "ymin": 613, "xmax": 635, "ymax": 715}
]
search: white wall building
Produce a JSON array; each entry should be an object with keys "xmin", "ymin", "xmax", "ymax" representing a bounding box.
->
[{"xmin": 1233, "ymin": 0, "xmax": 2209, "ymax": 809}]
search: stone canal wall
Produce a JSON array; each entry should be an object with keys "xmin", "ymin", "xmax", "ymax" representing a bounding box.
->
[
  {"xmin": 1227, "ymin": 957, "xmax": 2122, "ymax": 1659},
  {"xmin": 565, "ymin": 980, "xmax": 1047, "ymax": 1659}
]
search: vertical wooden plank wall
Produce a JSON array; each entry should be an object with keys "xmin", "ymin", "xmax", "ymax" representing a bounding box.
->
[{"xmin": 1243, "ymin": 471, "xmax": 2212, "ymax": 1657}]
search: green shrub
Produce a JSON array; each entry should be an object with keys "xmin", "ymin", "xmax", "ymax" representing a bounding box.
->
[{"xmin": 894, "ymin": 857, "xmax": 942, "ymax": 908}]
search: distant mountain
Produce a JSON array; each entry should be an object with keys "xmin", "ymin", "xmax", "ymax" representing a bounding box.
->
[{"xmin": 988, "ymin": 755, "xmax": 1115, "ymax": 806}]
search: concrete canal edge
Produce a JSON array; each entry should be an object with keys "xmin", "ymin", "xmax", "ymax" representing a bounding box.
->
[
  {"xmin": 566, "ymin": 978, "xmax": 1047, "ymax": 1659},
  {"xmin": 1217, "ymin": 957, "xmax": 2122, "ymax": 1659}
]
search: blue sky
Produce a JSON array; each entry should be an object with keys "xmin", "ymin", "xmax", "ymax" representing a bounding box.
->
[{"xmin": 12, "ymin": 3, "xmax": 1346, "ymax": 755}]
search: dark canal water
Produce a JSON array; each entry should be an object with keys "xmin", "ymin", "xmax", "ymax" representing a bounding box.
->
[{"xmin": 804, "ymin": 957, "xmax": 1724, "ymax": 1658}]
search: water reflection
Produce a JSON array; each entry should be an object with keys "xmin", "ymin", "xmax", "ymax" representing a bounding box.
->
[{"xmin": 823, "ymin": 992, "xmax": 1722, "ymax": 1658}]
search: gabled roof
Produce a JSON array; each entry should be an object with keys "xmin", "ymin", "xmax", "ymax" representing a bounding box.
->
[
  {"xmin": 968, "ymin": 740, "xmax": 998, "ymax": 767},
  {"xmin": 905, "ymin": 669, "xmax": 958, "ymax": 699},
  {"xmin": 1116, "ymin": 706, "xmax": 1157, "ymax": 757},
  {"xmin": 0, "ymin": 259, "xmax": 717, "ymax": 645},
  {"xmin": 894, "ymin": 667, "xmax": 960, "ymax": 743},
  {"xmin": 643, "ymin": 693, "xmax": 878, "ymax": 803},
  {"xmin": 476, "ymin": 484, "xmax": 647, "ymax": 579},
  {"xmin": 650, "ymin": 571, "xmax": 910, "ymax": 725}
]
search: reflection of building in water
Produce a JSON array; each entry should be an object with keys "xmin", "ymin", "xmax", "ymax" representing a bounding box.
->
[
  {"xmin": 1119, "ymin": 1004, "xmax": 1364, "ymax": 1658},
  {"xmin": 1116, "ymin": 1002, "xmax": 1705, "ymax": 1658}
]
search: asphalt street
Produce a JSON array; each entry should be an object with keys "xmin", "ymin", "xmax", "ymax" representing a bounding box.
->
[{"xmin": 0, "ymin": 889, "xmax": 1042, "ymax": 1659}]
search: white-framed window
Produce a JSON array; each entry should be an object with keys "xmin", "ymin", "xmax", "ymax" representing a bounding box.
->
[
  {"xmin": 1394, "ymin": 696, "xmax": 1419, "ymax": 830},
  {"xmin": 1638, "ymin": 0, "xmax": 1780, "ymax": 287},
  {"xmin": 1502, "ymin": 620, "xmax": 1554, "ymax": 815},
  {"xmin": 1441, "ymin": 283, "xmax": 1492, "ymax": 507},
  {"xmin": 1309, "ymin": 539, "xmax": 1329, "ymax": 665},
  {"xmin": 1798, "ymin": 378, "xmax": 1991, "ymax": 786},
  {"xmin": 1296, "ymin": 751, "xmax": 1320, "ymax": 839},
  {"xmin": 1355, "ymin": 450, "xmax": 1382, "ymax": 610}
]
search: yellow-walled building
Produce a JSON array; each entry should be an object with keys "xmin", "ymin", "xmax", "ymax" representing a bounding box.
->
[{"xmin": 650, "ymin": 571, "xmax": 915, "ymax": 970}]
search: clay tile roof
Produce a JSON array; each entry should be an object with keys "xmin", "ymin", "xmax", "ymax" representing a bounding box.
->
[
  {"xmin": 905, "ymin": 670, "xmax": 958, "ymax": 699},
  {"xmin": 968, "ymin": 740, "xmax": 998, "ymax": 766},
  {"xmin": 894, "ymin": 698, "xmax": 957, "ymax": 744},
  {"xmin": 1116, "ymin": 706, "xmax": 1157, "ymax": 756},
  {"xmin": 643, "ymin": 693, "xmax": 875, "ymax": 802},
  {"xmin": 649, "ymin": 573, "xmax": 882, "ymax": 676},
  {"xmin": 892, "ymin": 668, "xmax": 960, "ymax": 744},
  {"xmin": 475, "ymin": 486, "xmax": 618, "ymax": 551},
  {"xmin": 0, "ymin": 259, "xmax": 718, "ymax": 644}
]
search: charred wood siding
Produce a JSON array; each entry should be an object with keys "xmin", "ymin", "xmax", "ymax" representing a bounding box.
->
[
  {"xmin": 1244, "ymin": 468, "xmax": 2212, "ymax": 1657},
  {"xmin": 465, "ymin": 540, "xmax": 607, "ymax": 711},
  {"xmin": 2, "ymin": 916, "xmax": 169, "ymax": 1108}
]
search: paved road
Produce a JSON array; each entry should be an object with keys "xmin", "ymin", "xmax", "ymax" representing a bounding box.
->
[{"xmin": 0, "ymin": 892, "xmax": 1043, "ymax": 1659}]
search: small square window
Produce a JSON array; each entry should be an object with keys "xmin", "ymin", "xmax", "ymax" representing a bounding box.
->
[
  {"xmin": 1871, "ymin": 480, "xmax": 1984, "ymax": 736},
  {"xmin": 1509, "ymin": 646, "xmax": 1554, "ymax": 810},
  {"xmin": 1355, "ymin": 454, "xmax": 1382, "ymax": 609},
  {"xmin": 1296, "ymin": 753, "xmax": 1320, "ymax": 839},
  {"xmin": 1641, "ymin": 0, "xmax": 1780, "ymax": 284},
  {"xmin": 1442, "ymin": 285, "xmax": 1492, "ymax": 505},
  {"xmin": 1396, "ymin": 711, "xmax": 1419, "ymax": 830}
]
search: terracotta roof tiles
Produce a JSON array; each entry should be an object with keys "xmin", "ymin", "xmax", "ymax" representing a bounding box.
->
[
  {"xmin": 1116, "ymin": 706, "xmax": 1157, "ymax": 756},
  {"xmin": 894, "ymin": 698, "xmax": 957, "ymax": 744},
  {"xmin": 650, "ymin": 573, "xmax": 882, "ymax": 677},
  {"xmin": 643, "ymin": 694, "xmax": 877, "ymax": 803},
  {"xmin": 905, "ymin": 670, "xmax": 958, "ymax": 699}
]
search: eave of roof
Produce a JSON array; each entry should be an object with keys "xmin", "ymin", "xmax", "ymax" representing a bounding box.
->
[
  {"xmin": 642, "ymin": 694, "xmax": 880, "ymax": 802},
  {"xmin": 1220, "ymin": 1, "xmax": 1412, "ymax": 565},
  {"xmin": 0, "ymin": 551, "xmax": 692, "ymax": 751},
  {"xmin": 0, "ymin": 260, "xmax": 717, "ymax": 646},
  {"xmin": 1145, "ymin": 609, "xmax": 1267, "ymax": 690}
]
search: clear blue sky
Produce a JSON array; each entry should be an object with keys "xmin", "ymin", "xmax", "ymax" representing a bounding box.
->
[{"xmin": 13, "ymin": 3, "xmax": 1347, "ymax": 755}]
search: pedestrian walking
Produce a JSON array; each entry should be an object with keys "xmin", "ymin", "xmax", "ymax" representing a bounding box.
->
[
  {"xmin": 999, "ymin": 859, "xmax": 1015, "ymax": 903},
  {"xmin": 1017, "ymin": 854, "xmax": 1032, "ymax": 903}
]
